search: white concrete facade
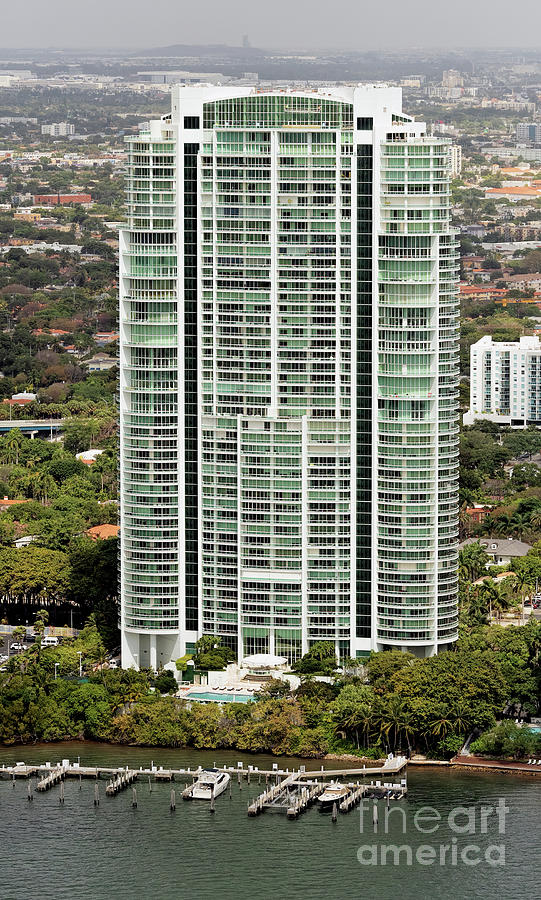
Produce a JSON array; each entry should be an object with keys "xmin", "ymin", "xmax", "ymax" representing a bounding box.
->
[
  {"xmin": 465, "ymin": 334, "xmax": 541, "ymax": 426},
  {"xmin": 120, "ymin": 85, "xmax": 459, "ymax": 670}
]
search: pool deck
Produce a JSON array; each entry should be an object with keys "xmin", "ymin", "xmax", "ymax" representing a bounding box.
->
[{"xmin": 180, "ymin": 688, "xmax": 254, "ymax": 703}]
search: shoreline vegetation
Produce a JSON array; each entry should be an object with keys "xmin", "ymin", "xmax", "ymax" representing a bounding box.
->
[
  {"xmin": 1, "ymin": 618, "xmax": 540, "ymax": 767},
  {"xmin": 1, "ymin": 741, "xmax": 541, "ymax": 779}
]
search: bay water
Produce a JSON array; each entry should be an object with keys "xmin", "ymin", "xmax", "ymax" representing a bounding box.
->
[{"xmin": 1, "ymin": 742, "xmax": 539, "ymax": 900}]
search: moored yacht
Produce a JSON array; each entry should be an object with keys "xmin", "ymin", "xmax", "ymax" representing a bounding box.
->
[
  {"xmin": 190, "ymin": 768, "xmax": 231, "ymax": 800},
  {"xmin": 317, "ymin": 782, "xmax": 350, "ymax": 810}
]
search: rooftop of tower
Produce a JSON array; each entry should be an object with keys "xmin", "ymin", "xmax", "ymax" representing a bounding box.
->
[
  {"xmin": 169, "ymin": 81, "xmax": 407, "ymax": 106},
  {"xmin": 167, "ymin": 82, "xmax": 420, "ymax": 131}
]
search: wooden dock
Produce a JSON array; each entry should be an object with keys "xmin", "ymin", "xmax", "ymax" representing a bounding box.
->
[
  {"xmin": 246, "ymin": 756, "xmax": 408, "ymax": 818},
  {"xmin": 1, "ymin": 755, "xmax": 406, "ymax": 783},
  {"xmin": 1, "ymin": 754, "xmax": 408, "ymax": 815},
  {"xmin": 105, "ymin": 770, "xmax": 138, "ymax": 797},
  {"xmin": 36, "ymin": 766, "xmax": 66, "ymax": 792}
]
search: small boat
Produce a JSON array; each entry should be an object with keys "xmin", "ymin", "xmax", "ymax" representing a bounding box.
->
[
  {"xmin": 190, "ymin": 768, "xmax": 230, "ymax": 800},
  {"xmin": 318, "ymin": 782, "xmax": 350, "ymax": 810}
]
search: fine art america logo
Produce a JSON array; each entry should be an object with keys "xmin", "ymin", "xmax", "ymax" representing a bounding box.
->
[{"xmin": 357, "ymin": 798, "xmax": 508, "ymax": 867}]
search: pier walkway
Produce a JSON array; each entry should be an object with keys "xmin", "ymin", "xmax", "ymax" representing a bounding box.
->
[
  {"xmin": 0, "ymin": 754, "xmax": 407, "ymax": 786},
  {"xmin": 0, "ymin": 755, "xmax": 408, "ymax": 821},
  {"xmin": 246, "ymin": 756, "xmax": 408, "ymax": 818}
]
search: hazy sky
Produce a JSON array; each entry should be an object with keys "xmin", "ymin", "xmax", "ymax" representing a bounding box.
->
[{"xmin": 2, "ymin": 0, "xmax": 541, "ymax": 51}]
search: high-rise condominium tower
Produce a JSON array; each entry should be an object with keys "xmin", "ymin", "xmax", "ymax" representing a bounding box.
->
[{"xmin": 120, "ymin": 84, "xmax": 459, "ymax": 671}]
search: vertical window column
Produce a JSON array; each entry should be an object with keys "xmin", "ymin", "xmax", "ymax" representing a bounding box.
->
[
  {"xmin": 356, "ymin": 146, "xmax": 373, "ymax": 639},
  {"xmin": 184, "ymin": 142, "xmax": 199, "ymax": 631}
]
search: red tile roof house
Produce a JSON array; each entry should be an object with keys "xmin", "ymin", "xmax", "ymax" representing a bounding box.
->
[
  {"xmin": 85, "ymin": 524, "xmax": 119, "ymax": 541},
  {"xmin": 2, "ymin": 391, "xmax": 37, "ymax": 407},
  {"xmin": 465, "ymin": 505, "xmax": 492, "ymax": 524},
  {"xmin": 0, "ymin": 497, "xmax": 29, "ymax": 510}
]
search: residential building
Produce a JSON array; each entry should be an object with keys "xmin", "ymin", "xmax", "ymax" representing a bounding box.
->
[
  {"xmin": 2, "ymin": 391, "xmax": 36, "ymax": 407},
  {"xmin": 459, "ymin": 284, "xmax": 507, "ymax": 302},
  {"xmin": 85, "ymin": 353, "xmax": 118, "ymax": 372},
  {"xmin": 442, "ymin": 70, "xmax": 464, "ymax": 89},
  {"xmin": 516, "ymin": 122, "xmax": 541, "ymax": 144},
  {"xmin": 76, "ymin": 449, "xmax": 105, "ymax": 465},
  {"xmin": 119, "ymin": 84, "xmax": 460, "ymax": 672},
  {"xmin": 482, "ymin": 147, "xmax": 541, "ymax": 164},
  {"xmin": 505, "ymin": 272, "xmax": 541, "ymax": 292},
  {"xmin": 465, "ymin": 334, "xmax": 541, "ymax": 426},
  {"xmin": 448, "ymin": 145, "xmax": 462, "ymax": 176},
  {"xmin": 484, "ymin": 185, "xmax": 541, "ymax": 201},
  {"xmin": 33, "ymin": 193, "xmax": 91, "ymax": 206},
  {"xmin": 460, "ymin": 537, "xmax": 532, "ymax": 567},
  {"xmin": 85, "ymin": 524, "xmax": 120, "ymax": 541},
  {"xmin": 41, "ymin": 123, "xmax": 75, "ymax": 136},
  {"xmin": 94, "ymin": 331, "xmax": 118, "ymax": 345},
  {"xmin": 0, "ymin": 497, "xmax": 29, "ymax": 510},
  {"xmin": 13, "ymin": 210, "xmax": 41, "ymax": 222},
  {"xmin": 464, "ymin": 504, "xmax": 492, "ymax": 525}
]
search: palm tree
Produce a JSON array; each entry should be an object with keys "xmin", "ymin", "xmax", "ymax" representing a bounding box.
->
[
  {"xmin": 36, "ymin": 473, "xmax": 57, "ymax": 505},
  {"xmin": 478, "ymin": 578, "xmax": 499, "ymax": 622},
  {"xmin": 491, "ymin": 516, "xmax": 511, "ymax": 537},
  {"xmin": 449, "ymin": 701, "xmax": 472, "ymax": 737},
  {"xmin": 468, "ymin": 583, "xmax": 490, "ymax": 626},
  {"xmin": 528, "ymin": 511, "xmax": 541, "ymax": 533},
  {"xmin": 429, "ymin": 708, "xmax": 453, "ymax": 740},
  {"xmin": 5, "ymin": 429, "xmax": 23, "ymax": 466},
  {"xmin": 459, "ymin": 541, "xmax": 490, "ymax": 583},
  {"xmin": 459, "ymin": 502, "xmax": 472, "ymax": 541},
  {"xmin": 509, "ymin": 514, "xmax": 525, "ymax": 539},
  {"xmin": 377, "ymin": 695, "xmax": 409, "ymax": 753},
  {"xmin": 510, "ymin": 571, "xmax": 534, "ymax": 620},
  {"xmin": 494, "ymin": 578, "xmax": 520, "ymax": 619}
]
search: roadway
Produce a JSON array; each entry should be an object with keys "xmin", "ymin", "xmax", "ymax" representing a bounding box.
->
[{"xmin": 0, "ymin": 419, "xmax": 65, "ymax": 434}]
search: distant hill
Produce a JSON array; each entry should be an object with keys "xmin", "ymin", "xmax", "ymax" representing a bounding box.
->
[{"xmin": 134, "ymin": 44, "xmax": 262, "ymax": 58}]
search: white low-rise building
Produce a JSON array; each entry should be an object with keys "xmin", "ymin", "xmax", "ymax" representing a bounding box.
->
[{"xmin": 464, "ymin": 335, "xmax": 541, "ymax": 426}]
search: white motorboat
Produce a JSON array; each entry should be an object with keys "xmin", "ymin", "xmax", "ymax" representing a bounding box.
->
[
  {"xmin": 317, "ymin": 782, "xmax": 350, "ymax": 810},
  {"xmin": 190, "ymin": 768, "xmax": 231, "ymax": 800}
]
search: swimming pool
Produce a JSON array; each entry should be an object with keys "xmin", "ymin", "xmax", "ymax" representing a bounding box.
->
[{"xmin": 183, "ymin": 691, "xmax": 252, "ymax": 704}]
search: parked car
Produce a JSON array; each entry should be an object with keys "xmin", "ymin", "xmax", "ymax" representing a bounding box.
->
[
  {"xmin": 10, "ymin": 642, "xmax": 27, "ymax": 651},
  {"xmin": 41, "ymin": 635, "xmax": 59, "ymax": 648}
]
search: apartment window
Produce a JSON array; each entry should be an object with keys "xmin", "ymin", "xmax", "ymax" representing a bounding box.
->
[
  {"xmin": 184, "ymin": 116, "xmax": 200, "ymax": 129},
  {"xmin": 357, "ymin": 117, "xmax": 373, "ymax": 130}
]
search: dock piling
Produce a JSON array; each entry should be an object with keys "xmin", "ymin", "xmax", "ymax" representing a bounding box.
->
[
  {"xmin": 132, "ymin": 787, "xmax": 137, "ymax": 809},
  {"xmin": 170, "ymin": 789, "xmax": 176, "ymax": 811},
  {"xmin": 332, "ymin": 802, "xmax": 337, "ymax": 823},
  {"xmin": 94, "ymin": 784, "xmax": 99, "ymax": 806}
]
